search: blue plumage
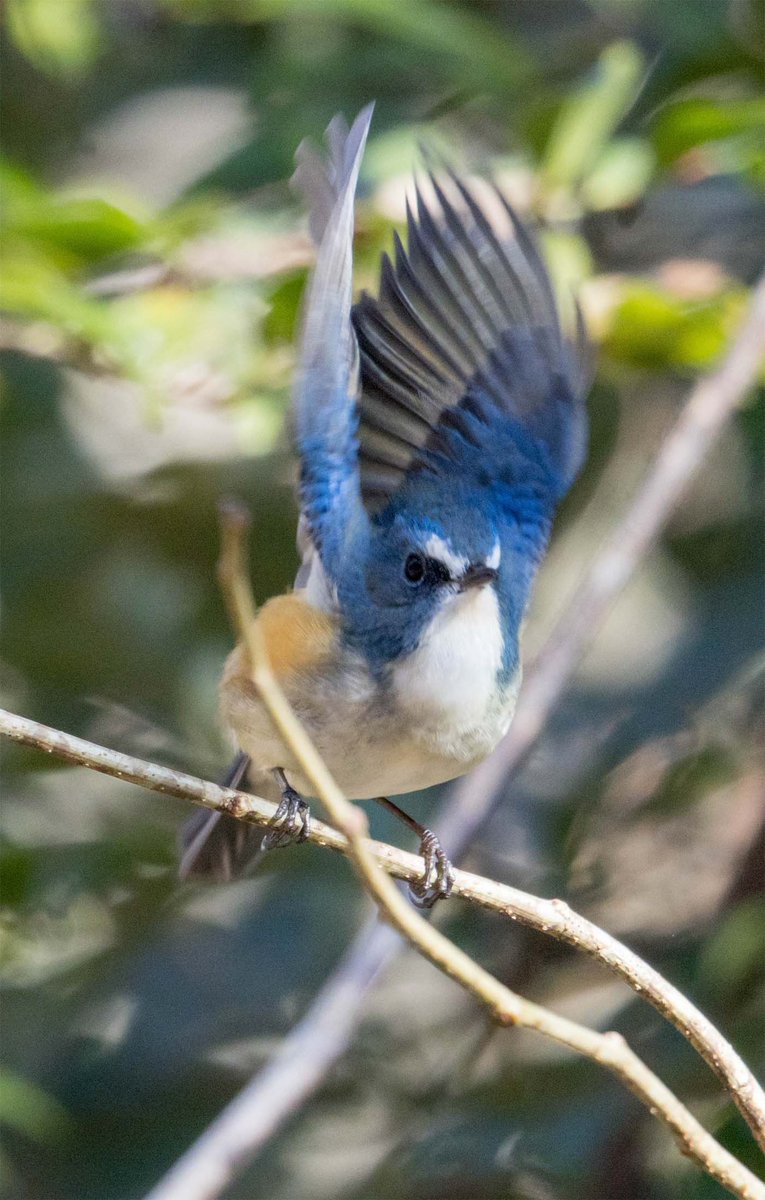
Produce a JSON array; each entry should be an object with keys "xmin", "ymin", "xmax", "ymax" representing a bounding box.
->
[
  {"xmin": 289, "ymin": 106, "xmax": 588, "ymax": 680},
  {"xmin": 290, "ymin": 104, "xmax": 374, "ymax": 581},
  {"xmin": 181, "ymin": 105, "xmax": 592, "ymax": 900}
]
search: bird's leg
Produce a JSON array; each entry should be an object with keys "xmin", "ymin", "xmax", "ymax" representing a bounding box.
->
[
  {"xmin": 260, "ymin": 767, "xmax": 311, "ymax": 852},
  {"xmin": 374, "ymin": 796, "xmax": 455, "ymax": 908}
]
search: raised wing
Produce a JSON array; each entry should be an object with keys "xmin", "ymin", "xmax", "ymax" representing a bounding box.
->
[
  {"xmin": 290, "ymin": 105, "xmax": 373, "ymax": 584},
  {"xmin": 352, "ymin": 173, "xmax": 590, "ymax": 513}
]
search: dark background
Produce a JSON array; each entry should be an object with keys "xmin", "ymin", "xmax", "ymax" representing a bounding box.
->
[{"xmin": 1, "ymin": 2, "xmax": 764, "ymax": 1197}]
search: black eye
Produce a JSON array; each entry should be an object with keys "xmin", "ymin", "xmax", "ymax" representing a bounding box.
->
[{"xmin": 404, "ymin": 552, "xmax": 426, "ymax": 583}]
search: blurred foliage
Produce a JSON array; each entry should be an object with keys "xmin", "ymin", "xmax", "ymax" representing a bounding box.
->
[
  {"xmin": 6, "ymin": 0, "xmax": 101, "ymax": 79},
  {"xmin": 605, "ymin": 282, "xmax": 750, "ymax": 369},
  {"xmin": 1, "ymin": 2, "xmax": 764, "ymax": 1199}
]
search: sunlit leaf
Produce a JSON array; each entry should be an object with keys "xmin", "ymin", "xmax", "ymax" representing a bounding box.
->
[
  {"xmin": 0, "ymin": 246, "xmax": 112, "ymax": 343},
  {"xmin": 1, "ymin": 163, "xmax": 145, "ymax": 265},
  {"xmin": 581, "ymin": 136, "xmax": 655, "ymax": 210},
  {"xmin": 263, "ymin": 270, "xmax": 305, "ymax": 344},
  {"xmin": 540, "ymin": 230, "xmax": 593, "ymax": 331},
  {"xmin": 6, "ymin": 0, "xmax": 100, "ymax": 78},
  {"xmin": 152, "ymin": 196, "xmax": 221, "ymax": 253},
  {"xmin": 604, "ymin": 283, "xmax": 748, "ymax": 369},
  {"xmin": 542, "ymin": 40, "xmax": 646, "ymax": 191},
  {"xmin": 9, "ymin": 198, "xmax": 145, "ymax": 261},
  {"xmin": 652, "ymin": 97, "xmax": 765, "ymax": 166}
]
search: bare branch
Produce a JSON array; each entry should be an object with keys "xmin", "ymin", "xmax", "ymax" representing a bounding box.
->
[
  {"xmin": 2, "ymin": 698, "xmax": 762, "ymax": 1151},
  {"xmin": 186, "ymin": 258, "xmax": 763, "ymax": 1197},
  {"xmin": 2, "ymin": 717, "xmax": 763, "ymax": 1199},
  {"xmin": 146, "ymin": 918, "xmax": 400, "ymax": 1200}
]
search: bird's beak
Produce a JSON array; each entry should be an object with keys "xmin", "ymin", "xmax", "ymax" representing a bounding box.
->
[{"xmin": 458, "ymin": 563, "xmax": 499, "ymax": 592}]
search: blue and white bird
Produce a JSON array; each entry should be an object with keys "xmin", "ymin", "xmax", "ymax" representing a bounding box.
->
[{"xmin": 180, "ymin": 104, "xmax": 590, "ymax": 904}]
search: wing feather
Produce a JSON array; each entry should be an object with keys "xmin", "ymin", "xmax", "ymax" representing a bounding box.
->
[
  {"xmin": 289, "ymin": 110, "xmax": 589, "ymax": 556},
  {"xmin": 352, "ymin": 172, "xmax": 589, "ymax": 508},
  {"xmin": 289, "ymin": 105, "xmax": 374, "ymax": 580}
]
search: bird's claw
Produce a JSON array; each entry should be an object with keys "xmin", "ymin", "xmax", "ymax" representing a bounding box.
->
[
  {"xmin": 260, "ymin": 787, "xmax": 311, "ymax": 852},
  {"xmin": 409, "ymin": 827, "xmax": 455, "ymax": 908}
]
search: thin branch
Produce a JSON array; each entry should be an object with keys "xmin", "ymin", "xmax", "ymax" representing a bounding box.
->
[
  {"xmin": 148, "ymin": 917, "xmax": 400, "ymax": 1200},
  {"xmin": 5, "ymin": 704, "xmax": 763, "ymax": 1161},
  {"xmin": 166, "ymin": 500, "xmax": 765, "ymax": 1200},
  {"xmin": 4, "ymin": 755, "xmax": 763, "ymax": 1195}
]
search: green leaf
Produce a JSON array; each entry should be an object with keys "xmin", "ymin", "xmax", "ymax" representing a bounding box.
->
[
  {"xmin": 263, "ymin": 270, "xmax": 306, "ymax": 345},
  {"xmin": 0, "ymin": 843, "xmax": 34, "ymax": 908},
  {"xmin": 1, "ymin": 164, "xmax": 145, "ymax": 265},
  {"xmin": 652, "ymin": 97, "xmax": 765, "ymax": 166},
  {"xmin": 0, "ymin": 1071, "xmax": 71, "ymax": 1141},
  {"xmin": 162, "ymin": 0, "xmax": 535, "ymax": 92},
  {"xmin": 11, "ymin": 198, "xmax": 144, "ymax": 261},
  {"xmin": 604, "ymin": 284, "xmax": 748, "ymax": 370},
  {"xmin": 542, "ymin": 41, "xmax": 646, "ymax": 191},
  {"xmin": 6, "ymin": 0, "xmax": 100, "ymax": 78},
  {"xmin": 581, "ymin": 136, "xmax": 655, "ymax": 211},
  {"xmin": 697, "ymin": 898, "xmax": 765, "ymax": 1004},
  {"xmin": 0, "ymin": 246, "xmax": 112, "ymax": 343}
]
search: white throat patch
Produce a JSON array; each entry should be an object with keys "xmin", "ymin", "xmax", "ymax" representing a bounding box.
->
[{"xmin": 392, "ymin": 579, "xmax": 507, "ymax": 759}]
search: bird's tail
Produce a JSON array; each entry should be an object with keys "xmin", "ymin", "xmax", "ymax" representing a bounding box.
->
[{"xmin": 178, "ymin": 753, "xmax": 264, "ymax": 881}]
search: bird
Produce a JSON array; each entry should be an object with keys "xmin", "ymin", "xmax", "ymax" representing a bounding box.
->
[{"xmin": 179, "ymin": 103, "xmax": 590, "ymax": 905}]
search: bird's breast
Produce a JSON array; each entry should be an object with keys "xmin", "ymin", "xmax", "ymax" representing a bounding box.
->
[
  {"xmin": 390, "ymin": 584, "xmax": 519, "ymax": 764},
  {"xmin": 220, "ymin": 587, "xmax": 518, "ymax": 800}
]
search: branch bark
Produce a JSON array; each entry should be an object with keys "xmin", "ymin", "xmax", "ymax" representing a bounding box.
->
[
  {"xmin": 5, "ymin": 701, "xmax": 764, "ymax": 1151},
  {"xmin": 203, "ymin": 485, "xmax": 765, "ymax": 1200},
  {"xmin": 2, "ymin": 707, "xmax": 763, "ymax": 1200}
]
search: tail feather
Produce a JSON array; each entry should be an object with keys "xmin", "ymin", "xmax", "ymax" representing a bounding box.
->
[{"xmin": 178, "ymin": 753, "xmax": 264, "ymax": 882}]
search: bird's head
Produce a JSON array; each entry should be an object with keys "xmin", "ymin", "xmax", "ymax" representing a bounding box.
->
[{"xmin": 339, "ymin": 480, "xmax": 509, "ymax": 668}]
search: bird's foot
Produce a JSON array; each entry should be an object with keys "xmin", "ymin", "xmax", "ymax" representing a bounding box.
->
[
  {"xmin": 261, "ymin": 771, "xmax": 311, "ymax": 852},
  {"xmin": 409, "ymin": 827, "xmax": 455, "ymax": 909},
  {"xmin": 372, "ymin": 796, "xmax": 455, "ymax": 908}
]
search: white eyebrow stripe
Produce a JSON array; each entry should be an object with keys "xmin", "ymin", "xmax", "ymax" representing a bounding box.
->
[
  {"xmin": 423, "ymin": 533, "xmax": 501, "ymax": 576},
  {"xmin": 424, "ymin": 533, "xmax": 468, "ymax": 577}
]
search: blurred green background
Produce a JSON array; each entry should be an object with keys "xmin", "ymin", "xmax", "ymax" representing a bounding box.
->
[{"xmin": 1, "ymin": 2, "xmax": 764, "ymax": 1198}]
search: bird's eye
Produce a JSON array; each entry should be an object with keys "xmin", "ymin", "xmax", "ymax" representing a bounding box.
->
[{"xmin": 404, "ymin": 552, "xmax": 426, "ymax": 584}]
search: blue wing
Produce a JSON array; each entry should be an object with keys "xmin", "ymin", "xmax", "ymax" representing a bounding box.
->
[
  {"xmin": 290, "ymin": 105, "xmax": 374, "ymax": 584},
  {"xmin": 352, "ymin": 172, "xmax": 591, "ymax": 516}
]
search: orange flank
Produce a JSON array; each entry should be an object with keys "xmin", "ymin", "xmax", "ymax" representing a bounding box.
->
[{"xmin": 252, "ymin": 593, "xmax": 337, "ymax": 679}]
